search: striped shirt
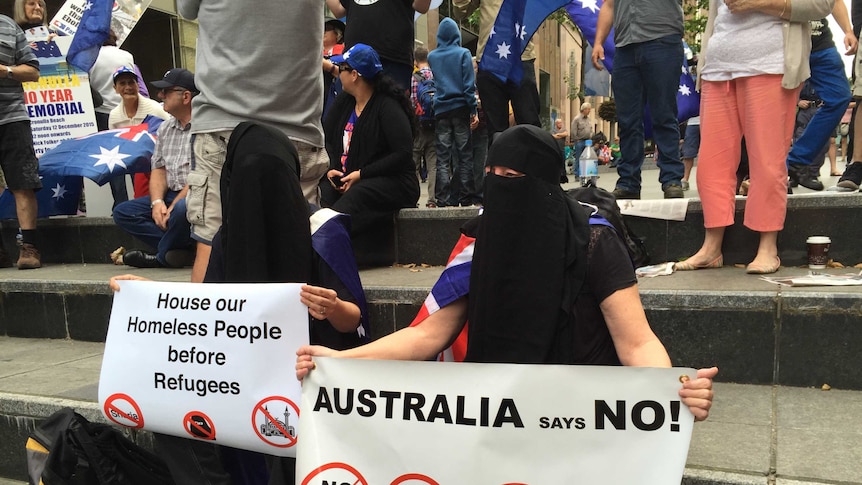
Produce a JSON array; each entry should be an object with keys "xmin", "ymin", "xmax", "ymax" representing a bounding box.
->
[
  {"xmin": 151, "ymin": 115, "xmax": 192, "ymax": 191},
  {"xmin": 0, "ymin": 15, "xmax": 39, "ymax": 126}
]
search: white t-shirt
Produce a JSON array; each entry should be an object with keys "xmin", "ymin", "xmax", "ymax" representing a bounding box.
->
[{"xmin": 700, "ymin": 2, "xmax": 784, "ymax": 82}]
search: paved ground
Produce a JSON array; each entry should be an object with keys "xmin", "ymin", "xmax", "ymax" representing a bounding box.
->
[{"xmin": 1, "ymin": 336, "xmax": 860, "ymax": 484}]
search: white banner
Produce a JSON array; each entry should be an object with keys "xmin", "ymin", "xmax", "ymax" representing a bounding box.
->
[
  {"xmin": 298, "ymin": 358, "xmax": 696, "ymax": 484},
  {"xmin": 51, "ymin": 0, "xmax": 152, "ymax": 47},
  {"xmin": 99, "ymin": 281, "xmax": 309, "ymax": 457}
]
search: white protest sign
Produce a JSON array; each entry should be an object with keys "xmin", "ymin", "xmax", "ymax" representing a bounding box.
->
[
  {"xmin": 51, "ymin": 0, "xmax": 152, "ymax": 46},
  {"xmin": 100, "ymin": 281, "xmax": 309, "ymax": 456},
  {"xmin": 299, "ymin": 358, "xmax": 696, "ymax": 483},
  {"xmin": 21, "ymin": 36, "xmax": 97, "ymax": 156}
]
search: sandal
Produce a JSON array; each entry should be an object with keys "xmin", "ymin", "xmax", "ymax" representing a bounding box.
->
[
  {"xmin": 674, "ymin": 255, "xmax": 723, "ymax": 271},
  {"xmin": 746, "ymin": 257, "xmax": 781, "ymax": 275}
]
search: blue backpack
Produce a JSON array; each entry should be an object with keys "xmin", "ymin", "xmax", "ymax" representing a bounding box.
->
[{"xmin": 413, "ymin": 71, "xmax": 436, "ymax": 128}]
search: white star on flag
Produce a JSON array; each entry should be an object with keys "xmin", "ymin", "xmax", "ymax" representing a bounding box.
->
[
  {"xmin": 51, "ymin": 183, "xmax": 68, "ymax": 199},
  {"xmin": 580, "ymin": 0, "xmax": 599, "ymax": 13},
  {"xmin": 679, "ymin": 84, "xmax": 691, "ymax": 96},
  {"xmin": 681, "ymin": 66, "xmax": 688, "ymax": 74},
  {"xmin": 496, "ymin": 42, "xmax": 512, "ymax": 59},
  {"xmin": 90, "ymin": 145, "xmax": 131, "ymax": 172},
  {"xmin": 83, "ymin": 1, "xmax": 92, "ymax": 10},
  {"xmin": 490, "ymin": 26, "xmax": 496, "ymax": 38},
  {"xmin": 514, "ymin": 22, "xmax": 527, "ymax": 40}
]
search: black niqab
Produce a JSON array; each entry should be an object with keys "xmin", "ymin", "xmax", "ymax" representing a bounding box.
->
[
  {"xmin": 215, "ymin": 122, "xmax": 312, "ymax": 283},
  {"xmin": 465, "ymin": 125, "xmax": 590, "ymax": 364}
]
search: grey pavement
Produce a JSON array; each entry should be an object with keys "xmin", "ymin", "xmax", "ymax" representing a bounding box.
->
[{"xmin": 1, "ymin": 335, "xmax": 861, "ymax": 484}]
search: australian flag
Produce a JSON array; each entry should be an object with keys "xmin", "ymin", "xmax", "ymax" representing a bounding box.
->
[
  {"xmin": 67, "ymin": 0, "xmax": 113, "ymax": 72},
  {"xmin": 38, "ymin": 115, "xmax": 164, "ymax": 186},
  {"xmin": 0, "ymin": 174, "xmax": 82, "ymax": 219},
  {"xmin": 565, "ymin": 0, "xmax": 615, "ymax": 70},
  {"xmin": 479, "ymin": 0, "xmax": 570, "ymax": 84},
  {"xmin": 409, "ymin": 233, "xmax": 475, "ymax": 362}
]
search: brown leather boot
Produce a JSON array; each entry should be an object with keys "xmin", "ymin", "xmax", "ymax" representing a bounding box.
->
[{"xmin": 17, "ymin": 242, "xmax": 41, "ymax": 269}]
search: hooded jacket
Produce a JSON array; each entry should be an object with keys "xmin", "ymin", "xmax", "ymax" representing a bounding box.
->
[{"xmin": 428, "ymin": 18, "xmax": 477, "ymax": 118}]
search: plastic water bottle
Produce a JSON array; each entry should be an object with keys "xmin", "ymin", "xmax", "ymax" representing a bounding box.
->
[{"xmin": 579, "ymin": 140, "xmax": 599, "ymax": 187}]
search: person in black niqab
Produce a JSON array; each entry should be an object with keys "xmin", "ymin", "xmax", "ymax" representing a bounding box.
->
[{"xmin": 296, "ymin": 125, "xmax": 718, "ymax": 423}]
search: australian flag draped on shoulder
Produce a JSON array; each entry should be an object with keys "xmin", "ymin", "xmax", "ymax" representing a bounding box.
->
[
  {"xmin": 66, "ymin": 0, "xmax": 113, "ymax": 72},
  {"xmin": 38, "ymin": 115, "xmax": 164, "ymax": 186},
  {"xmin": 411, "ymin": 208, "xmax": 611, "ymax": 363},
  {"xmin": 479, "ymin": 0, "xmax": 571, "ymax": 84}
]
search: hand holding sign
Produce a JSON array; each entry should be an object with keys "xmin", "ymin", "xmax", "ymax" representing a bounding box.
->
[{"xmin": 678, "ymin": 366, "xmax": 719, "ymax": 421}]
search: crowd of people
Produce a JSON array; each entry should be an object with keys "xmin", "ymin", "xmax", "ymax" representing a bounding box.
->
[{"xmin": 12, "ymin": 0, "xmax": 862, "ymax": 481}]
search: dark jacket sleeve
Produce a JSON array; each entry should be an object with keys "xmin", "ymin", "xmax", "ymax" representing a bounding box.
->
[
  {"xmin": 854, "ymin": 0, "xmax": 862, "ymax": 39},
  {"xmin": 359, "ymin": 96, "xmax": 413, "ymax": 179}
]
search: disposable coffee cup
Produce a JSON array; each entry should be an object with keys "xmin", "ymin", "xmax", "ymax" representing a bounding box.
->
[{"xmin": 806, "ymin": 236, "xmax": 831, "ymax": 269}]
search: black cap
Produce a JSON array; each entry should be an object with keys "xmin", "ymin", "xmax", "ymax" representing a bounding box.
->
[{"xmin": 151, "ymin": 68, "xmax": 198, "ymax": 93}]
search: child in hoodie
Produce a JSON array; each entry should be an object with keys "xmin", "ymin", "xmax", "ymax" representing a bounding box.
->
[{"xmin": 429, "ymin": 17, "xmax": 479, "ymax": 207}]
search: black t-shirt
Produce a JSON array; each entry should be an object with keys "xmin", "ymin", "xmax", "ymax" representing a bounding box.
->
[
  {"xmin": 810, "ymin": 18, "xmax": 835, "ymax": 52},
  {"xmin": 341, "ymin": 0, "xmax": 415, "ymax": 66},
  {"xmin": 569, "ymin": 225, "xmax": 638, "ymax": 365}
]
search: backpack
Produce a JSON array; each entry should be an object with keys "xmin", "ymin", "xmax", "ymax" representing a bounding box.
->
[
  {"xmin": 568, "ymin": 185, "xmax": 650, "ymax": 268},
  {"xmin": 26, "ymin": 407, "xmax": 175, "ymax": 485},
  {"xmin": 413, "ymin": 71, "xmax": 436, "ymax": 129}
]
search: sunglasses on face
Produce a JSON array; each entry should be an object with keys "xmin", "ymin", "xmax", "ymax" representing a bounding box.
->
[{"xmin": 339, "ymin": 64, "xmax": 354, "ymax": 72}]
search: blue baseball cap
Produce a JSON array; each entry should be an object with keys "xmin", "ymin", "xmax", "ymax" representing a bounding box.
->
[
  {"xmin": 112, "ymin": 66, "xmax": 138, "ymax": 84},
  {"xmin": 330, "ymin": 43, "xmax": 383, "ymax": 78}
]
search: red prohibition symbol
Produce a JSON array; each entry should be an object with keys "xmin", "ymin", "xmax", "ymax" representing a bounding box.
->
[
  {"xmin": 300, "ymin": 462, "xmax": 369, "ymax": 485},
  {"xmin": 103, "ymin": 393, "xmax": 144, "ymax": 429},
  {"xmin": 183, "ymin": 411, "xmax": 216, "ymax": 440},
  {"xmin": 391, "ymin": 473, "xmax": 440, "ymax": 485},
  {"xmin": 251, "ymin": 396, "xmax": 300, "ymax": 448}
]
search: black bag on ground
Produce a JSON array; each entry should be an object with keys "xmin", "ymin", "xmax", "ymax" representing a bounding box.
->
[
  {"xmin": 567, "ymin": 185, "xmax": 650, "ymax": 268},
  {"xmin": 26, "ymin": 407, "xmax": 175, "ymax": 485}
]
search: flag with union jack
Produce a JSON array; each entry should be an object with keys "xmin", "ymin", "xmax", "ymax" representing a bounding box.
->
[
  {"xmin": 409, "ymin": 232, "xmax": 474, "ymax": 362},
  {"xmin": 38, "ymin": 115, "xmax": 164, "ymax": 186}
]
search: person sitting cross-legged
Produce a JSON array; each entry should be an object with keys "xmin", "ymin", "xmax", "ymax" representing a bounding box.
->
[{"xmin": 113, "ymin": 69, "xmax": 198, "ymax": 268}]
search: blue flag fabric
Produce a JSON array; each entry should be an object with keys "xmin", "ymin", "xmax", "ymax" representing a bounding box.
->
[
  {"xmin": 310, "ymin": 209, "xmax": 370, "ymax": 343},
  {"xmin": 479, "ymin": 0, "xmax": 570, "ymax": 84},
  {"xmin": 38, "ymin": 115, "xmax": 164, "ymax": 186},
  {"xmin": 565, "ymin": 0, "xmax": 615, "ymax": 71},
  {"xmin": 66, "ymin": 0, "xmax": 113, "ymax": 72},
  {"xmin": 0, "ymin": 174, "xmax": 82, "ymax": 219}
]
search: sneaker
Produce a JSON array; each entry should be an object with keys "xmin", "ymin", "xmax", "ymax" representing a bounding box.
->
[
  {"xmin": 837, "ymin": 162, "xmax": 862, "ymax": 190},
  {"xmin": 0, "ymin": 246, "xmax": 12, "ymax": 268},
  {"xmin": 788, "ymin": 163, "xmax": 824, "ymax": 191},
  {"xmin": 681, "ymin": 180, "xmax": 690, "ymax": 191},
  {"xmin": 663, "ymin": 184, "xmax": 684, "ymax": 199},
  {"xmin": 612, "ymin": 188, "xmax": 641, "ymax": 200},
  {"xmin": 16, "ymin": 242, "xmax": 41, "ymax": 270}
]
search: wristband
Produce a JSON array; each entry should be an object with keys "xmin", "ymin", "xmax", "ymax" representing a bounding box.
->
[
  {"xmin": 5, "ymin": 66, "xmax": 12, "ymax": 80},
  {"xmin": 150, "ymin": 198, "xmax": 164, "ymax": 208}
]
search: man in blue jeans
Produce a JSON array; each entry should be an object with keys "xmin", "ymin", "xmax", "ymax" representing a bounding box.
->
[
  {"xmin": 788, "ymin": 3, "xmax": 856, "ymax": 191},
  {"xmin": 593, "ymin": 0, "xmax": 685, "ymax": 199},
  {"xmin": 113, "ymin": 69, "xmax": 198, "ymax": 268}
]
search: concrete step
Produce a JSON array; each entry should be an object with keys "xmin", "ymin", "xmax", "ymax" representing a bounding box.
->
[
  {"xmin": 4, "ymin": 192, "xmax": 862, "ymax": 268},
  {"xmin": 0, "ymin": 264, "xmax": 861, "ymax": 390},
  {"xmin": 0, "ymin": 337, "xmax": 859, "ymax": 484}
]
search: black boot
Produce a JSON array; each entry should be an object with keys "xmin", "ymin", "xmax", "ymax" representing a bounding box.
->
[{"xmin": 123, "ymin": 250, "xmax": 164, "ymax": 268}]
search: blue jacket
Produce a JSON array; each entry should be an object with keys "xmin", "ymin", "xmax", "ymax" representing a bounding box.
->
[{"xmin": 428, "ymin": 18, "xmax": 477, "ymax": 117}]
